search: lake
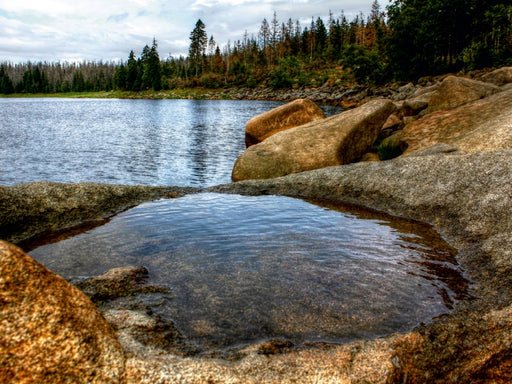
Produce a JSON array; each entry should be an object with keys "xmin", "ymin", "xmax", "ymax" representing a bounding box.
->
[
  {"xmin": 1, "ymin": 98, "xmax": 469, "ymax": 351},
  {"xmin": 0, "ymin": 98, "xmax": 286, "ymax": 187}
]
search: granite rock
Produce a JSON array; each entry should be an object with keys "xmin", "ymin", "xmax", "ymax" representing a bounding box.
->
[
  {"xmin": 0, "ymin": 241, "xmax": 125, "ymax": 383},
  {"xmin": 232, "ymin": 98, "xmax": 395, "ymax": 181},
  {"xmin": 0, "ymin": 182, "xmax": 197, "ymax": 244},
  {"xmin": 427, "ymin": 75, "xmax": 501, "ymax": 113},
  {"xmin": 208, "ymin": 150, "xmax": 512, "ymax": 383},
  {"xmin": 401, "ymin": 88, "xmax": 512, "ymax": 155},
  {"xmin": 244, "ymin": 98, "xmax": 326, "ymax": 147},
  {"xmin": 480, "ymin": 66, "xmax": 512, "ymax": 86}
]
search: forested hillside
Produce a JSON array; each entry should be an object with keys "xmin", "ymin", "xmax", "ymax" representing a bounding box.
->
[{"xmin": 0, "ymin": 0, "xmax": 511, "ymax": 94}]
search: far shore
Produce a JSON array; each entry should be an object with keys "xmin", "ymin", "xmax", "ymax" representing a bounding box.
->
[{"xmin": 0, "ymin": 88, "xmax": 229, "ymax": 100}]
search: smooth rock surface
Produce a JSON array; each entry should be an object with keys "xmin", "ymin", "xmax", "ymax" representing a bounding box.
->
[
  {"xmin": 75, "ymin": 266, "xmax": 170, "ymax": 303},
  {"xmin": 0, "ymin": 182, "xmax": 196, "ymax": 244},
  {"xmin": 0, "ymin": 240, "xmax": 125, "ymax": 383},
  {"xmin": 76, "ymin": 266, "xmax": 198, "ymax": 358},
  {"xmin": 244, "ymin": 98, "xmax": 326, "ymax": 147},
  {"xmin": 232, "ymin": 98, "xmax": 395, "ymax": 181}
]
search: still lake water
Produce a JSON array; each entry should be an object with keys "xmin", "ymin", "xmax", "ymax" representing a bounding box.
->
[
  {"xmin": 0, "ymin": 98, "xmax": 285, "ymax": 187},
  {"xmin": 1, "ymin": 98, "xmax": 468, "ymax": 350}
]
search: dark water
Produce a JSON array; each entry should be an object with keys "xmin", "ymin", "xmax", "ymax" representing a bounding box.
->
[
  {"xmin": 0, "ymin": 98, "xmax": 284, "ymax": 187},
  {"xmin": 29, "ymin": 193, "xmax": 468, "ymax": 350}
]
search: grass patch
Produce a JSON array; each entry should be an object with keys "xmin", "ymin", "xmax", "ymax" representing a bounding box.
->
[{"xmin": 0, "ymin": 88, "xmax": 229, "ymax": 100}]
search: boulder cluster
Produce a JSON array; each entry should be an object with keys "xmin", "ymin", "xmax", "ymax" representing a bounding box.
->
[
  {"xmin": 233, "ymin": 67, "xmax": 512, "ymax": 182},
  {"xmin": 1, "ymin": 67, "xmax": 512, "ymax": 383}
]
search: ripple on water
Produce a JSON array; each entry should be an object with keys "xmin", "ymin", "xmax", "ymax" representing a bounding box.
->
[{"xmin": 29, "ymin": 193, "xmax": 469, "ymax": 350}]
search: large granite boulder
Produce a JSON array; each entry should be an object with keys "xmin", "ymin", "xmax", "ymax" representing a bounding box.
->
[
  {"xmin": 427, "ymin": 75, "xmax": 500, "ymax": 113},
  {"xmin": 232, "ymin": 98, "xmax": 395, "ymax": 181},
  {"xmin": 401, "ymin": 88, "xmax": 512, "ymax": 155},
  {"xmin": 244, "ymin": 98, "xmax": 326, "ymax": 147},
  {"xmin": 0, "ymin": 240, "xmax": 125, "ymax": 383}
]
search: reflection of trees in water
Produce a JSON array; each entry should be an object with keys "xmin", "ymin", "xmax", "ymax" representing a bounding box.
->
[
  {"xmin": 189, "ymin": 101, "xmax": 211, "ymax": 185},
  {"xmin": 119, "ymin": 103, "xmax": 166, "ymax": 181}
]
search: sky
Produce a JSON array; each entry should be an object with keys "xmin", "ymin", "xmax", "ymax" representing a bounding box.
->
[{"xmin": 0, "ymin": 0, "xmax": 375, "ymax": 63}]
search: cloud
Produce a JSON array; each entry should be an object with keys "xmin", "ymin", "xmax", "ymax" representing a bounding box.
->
[
  {"xmin": 0, "ymin": 0, "xmax": 375, "ymax": 63},
  {"xmin": 107, "ymin": 13, "xmax": 130, "ymax": 23}
]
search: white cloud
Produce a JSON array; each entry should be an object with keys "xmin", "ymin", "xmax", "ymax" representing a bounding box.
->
[{"xmin": 0, "ymin": 0, "xmax": 375, "ymax": 62}]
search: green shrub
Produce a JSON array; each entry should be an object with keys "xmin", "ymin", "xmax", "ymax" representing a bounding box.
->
[{"xmin": 376, "ymin": 133, "xmax": 407, "ymax": 160}]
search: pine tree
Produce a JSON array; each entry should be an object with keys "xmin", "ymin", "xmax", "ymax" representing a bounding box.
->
[
  {"xmin": 189, "ymin": 19, "xmax": 208, "ymax": 77},
  {"xmin": 126, "ymin": 50, "xmax": 139, "ymax": 91},
  {"xmin": 141, "ymin": 38, "xmax": 161, "ymax": 90}
]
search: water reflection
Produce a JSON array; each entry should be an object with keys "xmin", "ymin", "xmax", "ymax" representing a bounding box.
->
[{"xmin": 29, "ymin": 193, "xmax": 469, "ymax": 350}]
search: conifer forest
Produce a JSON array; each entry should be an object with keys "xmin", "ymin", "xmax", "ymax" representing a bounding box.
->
[{"xmin": 0, "ymin": 0, "xmax": 511, "ymax": 94}]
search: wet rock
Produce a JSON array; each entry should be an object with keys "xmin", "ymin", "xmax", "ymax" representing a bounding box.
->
[
  {"xmin": 0, "ymin": 240, "xmax": 125, "ymax": 383},
  {"xmin": 0, "ymin": 182, "xmax": 197, "ymax": 244},
  {"xmin": 402, "ymin": 87, "xmax": 512, "ymax": 155},
  {"xmin": 427, "ymin": 75, "xmax": 501, "ymax": 113},
  {"xmin": 245, "ymin": 98, "xmax": 326, "ymax": 147},
  {"xmin": 103, "ymin": 308, "xmax": 197, "ymax": 358},
  {"xmin": 75, "ymin": 265, "xmax": 199, "ymax": 357},
  {"xmin": 232, "ymin": 99, "xmax": 395, "ymax": 181}
]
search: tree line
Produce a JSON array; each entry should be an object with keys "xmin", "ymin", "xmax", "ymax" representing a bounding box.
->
[{"xmin": 1, "ymin": 0, "xmax": 511, "ymax": 95}]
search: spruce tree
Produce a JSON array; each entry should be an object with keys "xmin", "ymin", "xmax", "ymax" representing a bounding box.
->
[
  {"xmin": 126, "ymin": 50, "xmax": 139, "ymax": 91},
  {"xmin": 189, "ymin": 19, "xmax": 207, "ymax": 77},
  {"xmin": 142, "ymin": 39, "xmax": 162, "ymax": 90}
]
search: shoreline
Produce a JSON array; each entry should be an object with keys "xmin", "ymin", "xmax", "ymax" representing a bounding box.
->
[{"xmin": 0, "ymin": 83, "xmax": 392, "ymax": 107}]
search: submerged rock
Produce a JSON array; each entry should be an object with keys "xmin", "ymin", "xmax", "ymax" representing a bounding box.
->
[
  {"xmin": 75, "ymin": 265, "xmax": 170, "ymax": 302},
  {"xmin": 245, "ymin": 98, "xmax": 326, "ymax": 147},
  {"xmin": 232, "ymin": 98, "xmax": 395, "ymax": 181},
  {"xmin": 76, "ymin": 265, "xmax": 198, "ymax": 357},
  {"xmin": 0, "ymin": 240, "xmax": 125, "ymax": 383}
]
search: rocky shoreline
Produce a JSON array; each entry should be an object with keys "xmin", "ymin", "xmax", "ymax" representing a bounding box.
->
[{"xmin": 2, "ymin": 68, "xmax": 512, "ymax": 383}]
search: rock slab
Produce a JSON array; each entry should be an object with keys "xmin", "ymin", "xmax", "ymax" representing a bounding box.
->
[
  {"xmin": 232, "ymin": 98, "xmax": 395, "ymax": 181},
  {"xmin": 427, "ymin": 75, "xmax": 500, "ymax": 113},
  {"xmin": 402, "ymin": 88, "xmax": 512, "ymax": 155},
  {"xmin": 244, "ymin": 98, "xmax": 326, "ymax": 147},
  {"xmin": 0, "ymin": 240, "xmax": 125, "ymax": 383},
  {"xmin": 0, "ymin": 182, "xmax": 196, "ymax": 244}
]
